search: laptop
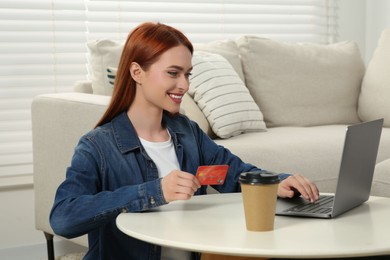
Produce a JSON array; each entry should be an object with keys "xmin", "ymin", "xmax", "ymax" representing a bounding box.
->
[{"xmin": 275, "ymin": 118, "xmax": 384, "ymax": 219}]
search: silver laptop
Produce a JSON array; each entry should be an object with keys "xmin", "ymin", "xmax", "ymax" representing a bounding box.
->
[{"xmin": 276, "ymin": 119, "xmax": 384, "ymax": 218}]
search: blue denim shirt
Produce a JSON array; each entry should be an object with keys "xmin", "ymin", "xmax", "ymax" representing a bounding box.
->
[{"xmin": 50, "ymin": 112, "xmax": 289, "ymax": 260}]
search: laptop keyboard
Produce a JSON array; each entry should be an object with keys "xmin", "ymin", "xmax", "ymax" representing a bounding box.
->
[{"xmin": 285, "ymin": 195, "xmax": 334, "ymax": 214}]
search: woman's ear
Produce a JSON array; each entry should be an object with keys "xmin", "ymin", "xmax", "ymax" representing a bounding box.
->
[{"xmin": 130, "ymin": 62, "xmax": 142, "ymax": 84}]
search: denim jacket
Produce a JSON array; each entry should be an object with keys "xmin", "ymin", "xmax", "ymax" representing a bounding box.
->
[{"xmin": 50, "ymin": 112, "xmax": 289, "ymax": 260}]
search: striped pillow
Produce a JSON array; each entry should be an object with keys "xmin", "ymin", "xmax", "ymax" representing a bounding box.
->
[{"xmin": 188, "ymin": 51, "xmax": 266, "ymax": 138}]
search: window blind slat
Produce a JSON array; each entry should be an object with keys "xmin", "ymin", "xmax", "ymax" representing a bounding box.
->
[
  {"xmin": 0, "ymin": 164, "xmax": 33, "ymax": 178},
  {"xmin": 0, "ymin": 53, "xmax": 87, "ymax": 65},
  {"xmin": 88, "ymin": 0, "xmax": 335, "ymax": 6},
  {"xmin": 0, "ymin": 142, "xmax": 32, "ymax": 154},
  {"xmin": 0, "ymin": 10, "xmax": 86, "ymax": 21},
  {"xmin": 0, "ymin": 21, "xmax": 87, "ymax": 32},
  {"xmin": 0, "ymin": 0, "xmax": 85, "ymax": 10},
  {"xmin": 0, "ymin": 43, "xmax": 87, "ymax": 53},
  {"xmin": 0, "ymin": 99, "xmax": 32, "ymax": 110},
  {"xmin": 0, "ymin": 132, "xmax": 31, "ymax": 143},
  {"xmin": 0, "ymin": 76, "xmax": 85, "ymax": 89},
  {"xmin": 0, "ymin": 122, "xmax": 31, "ymax": 132},
  {"xmin": 87, "ymin": 3, "xmax": 327, "ymax": 14}
]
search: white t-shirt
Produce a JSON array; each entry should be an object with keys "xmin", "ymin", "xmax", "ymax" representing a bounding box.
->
[
  {"xmin": 139, "ymin": 134, "xmax": 180, "ymax": 178},
  {"xmin": 139, "ymin": 133, "xmax": 191, "ymax": 260}
]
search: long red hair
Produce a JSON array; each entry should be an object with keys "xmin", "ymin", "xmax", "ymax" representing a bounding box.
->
[{"xmin": 95, "ymin": 22, "xmax": 193, "ymax": 127}]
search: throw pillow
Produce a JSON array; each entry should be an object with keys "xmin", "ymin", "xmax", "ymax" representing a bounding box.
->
[
  {"xmin": 87, "ymin": 39, "xmax": 124, "ymax": 95},
  {"xmin": 188, "ymin": 51, "xmax": 266, "ymax": 138},
  {"xmin": 237, "ymin": 36, "xmax": 365, "ymax": 127},
  {"xmin": 194, "ymin": 40, "xmax": 245, "ymax": 82},
  {"xmin": 358, "ymin": 27, "xmax": 390, "ymax": 127}
]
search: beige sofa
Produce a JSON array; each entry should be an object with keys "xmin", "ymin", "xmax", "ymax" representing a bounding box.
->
[{"xmin": 32, "ymin": 28, "xmax": 390, "ymax": 258}]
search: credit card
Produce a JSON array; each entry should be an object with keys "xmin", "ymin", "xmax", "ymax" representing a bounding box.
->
[{"xmin": 196, "ymin": 165, "xmax": 229, "ymax": 185}]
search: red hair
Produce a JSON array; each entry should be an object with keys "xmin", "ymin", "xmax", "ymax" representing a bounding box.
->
[{"xmin": 95, "ymin": 22, "xmax": 193, "ymax": 127}]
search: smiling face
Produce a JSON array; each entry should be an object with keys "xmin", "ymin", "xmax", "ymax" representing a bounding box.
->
[{"xmin": 131, "ymin": 44, "xmax": 193, "ymax": 115}]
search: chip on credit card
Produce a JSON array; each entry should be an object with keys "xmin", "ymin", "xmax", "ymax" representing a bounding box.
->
[{"xmin": 196, "ymin": 165, "xmax": 229, "ymax": 185}]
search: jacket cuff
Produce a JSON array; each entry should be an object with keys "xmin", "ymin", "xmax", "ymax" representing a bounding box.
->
[
  {"xmin": 139, "ymin": 178, "xmax": 167, "ymax": 210},
  {"xmin": 278, "ymin": 173, "xmax": 292, "ymax": 181}
]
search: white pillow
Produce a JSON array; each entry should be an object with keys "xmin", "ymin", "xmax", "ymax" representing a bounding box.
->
[
  {"xmin": 188, "ymin": 51, "xmax": 266, "ymax": 138},
  {"xmin": 237, "ymin": 36, "xmax": 365, "ymax": 127},
  {"xmin": 194, "ymin": 39, "xmax": 244, "ymax": 82},
  {"xmin": 358, "ymin": 27, "xmax": 390, "ymax": 127},
  {"xmin": 87, "ymin": 39, "xmax": 124, "ymax": 95}
]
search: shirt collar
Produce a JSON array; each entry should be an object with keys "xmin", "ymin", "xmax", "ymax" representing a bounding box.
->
[{"xmin": 111, "ymin": 112, "xmax": 184, "ymax": 154}]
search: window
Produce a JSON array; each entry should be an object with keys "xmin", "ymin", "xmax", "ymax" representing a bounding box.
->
[
  {"xmin": 0, "ymin": 0, "xmax": 337, "ymax": 186},
  {"xmin": 86, "ymin": 0, "xmax": 337, "ymax": 43},
  {"xmin": 0, "ymin": 0, "xmax": 87, "ymax": 185}
]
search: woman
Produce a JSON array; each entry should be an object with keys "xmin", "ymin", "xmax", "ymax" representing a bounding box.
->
[{"xmin": 50, "ymin": 22, "xmax": 319, "ymax": 260}]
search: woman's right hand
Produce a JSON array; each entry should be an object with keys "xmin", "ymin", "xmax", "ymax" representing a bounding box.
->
[{"xmin": 161, "ymin": 170, "xmax": 201, "ymax": 202}]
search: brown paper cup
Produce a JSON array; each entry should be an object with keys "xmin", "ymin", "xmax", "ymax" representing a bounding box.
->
[{"xmin": 241, "ymin": 183, "xmax": 279, "ymax": 231}]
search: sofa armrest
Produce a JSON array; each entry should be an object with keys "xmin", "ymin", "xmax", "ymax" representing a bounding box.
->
[{"xmin": 31, "ymin": 93, "xmax": 109, "ymax": 247}]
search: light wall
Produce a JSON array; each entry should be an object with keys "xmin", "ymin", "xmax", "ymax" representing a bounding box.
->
[
  {"xmin": 338, "ymin": 0, "xmax": 390, "ymax": 62},
  {"xmin": 0, "ymin": 0, "xmax": 389, "ymax": 257},
  {"xmin": 0, "ymin": 186, "xmax": 42, "ymax": 248},
  {"xmin": 337, "ymin": 0, "xmax": 366, "ymax": 57},
  {"xmin": 0, "ymin": 186, "xmax": 86, "ymax": 259},
  {"xmin": 365, "ymin": 0, "xmax": 390, "ymax": 61}
]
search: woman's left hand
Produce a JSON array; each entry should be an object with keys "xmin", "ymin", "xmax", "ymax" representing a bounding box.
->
[{"xmin": 278, "ymin": 174, "xmax": 319, "ymax": 202}]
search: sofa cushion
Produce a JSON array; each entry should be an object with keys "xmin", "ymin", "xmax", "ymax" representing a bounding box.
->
[
  {"xmin": 194, "ymin": 40, "xmax": 244, "ymax": 82},
  {"xmin": 372, "ymin": 159, "xmax": 390, "ymax": 197},
  {"xmin": 236, "ymin": 36, "xmax": 365, "ymax": 127},
  {"xmin": 87, "ymin": 39, "xmax": 124, "ymax": 95},
  {"xmin": 188, "ymin": 51, "xmax": 266, "ymax": 138},
  {"xmin": 358, "ymin": 28, "xmax": 390, "ymax": 127}
]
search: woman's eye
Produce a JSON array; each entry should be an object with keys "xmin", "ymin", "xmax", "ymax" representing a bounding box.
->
[
  {"xmin": 185, "ymin": 72, "xmax": 192, "ymax": 78},
  {"xmin": 168, "ymin": 71, "xmax": 178, "ymax": 77}
]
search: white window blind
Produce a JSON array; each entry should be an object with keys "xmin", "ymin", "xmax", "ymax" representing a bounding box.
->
[
  {"xmin": 0, "ymin": 0, "xmax": 337, "ymax": 184},
  {"xmin": 0, "ymin": 0, "xmax": 87, "ymax": 183},
  {"xmin": 85, "ymin": 0, "xmax": 337, "ymax": 43}
]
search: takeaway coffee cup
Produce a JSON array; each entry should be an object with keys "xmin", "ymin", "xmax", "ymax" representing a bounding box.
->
[{"xmin": 239, "ymin": 171, "xmax": 280, "ymax": 231}]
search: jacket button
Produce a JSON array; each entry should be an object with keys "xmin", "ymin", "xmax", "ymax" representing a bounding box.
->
[
  {"xmin": 150, "ymin": 196, "xmax": 156, "ymax": 205},
  {"xmin": 121, "ymin": 208, "xmax": 128, "ymax": 213}
]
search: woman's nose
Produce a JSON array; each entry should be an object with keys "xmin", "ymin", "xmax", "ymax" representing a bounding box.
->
[{"xmin": 178, "ymin": 75, "xmax": 190, "ymax": 91}]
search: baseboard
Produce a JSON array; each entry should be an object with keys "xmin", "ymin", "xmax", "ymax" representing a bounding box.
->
[{"xmin": 0, "ymin": 240, "xmax": 87, "ymax": 260}]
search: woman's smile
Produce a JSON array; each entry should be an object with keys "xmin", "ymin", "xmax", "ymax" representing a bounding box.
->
[{"xmin": 168, "ymin": 93, "xmax": 184, "ymax": 104}]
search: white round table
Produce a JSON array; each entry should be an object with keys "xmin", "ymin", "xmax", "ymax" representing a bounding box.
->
[{"xmin": 116, "ymin": 193, "xmax": 390, "ymax": 259}]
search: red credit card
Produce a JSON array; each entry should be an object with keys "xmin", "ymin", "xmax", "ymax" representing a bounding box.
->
[{"xmin": 196, "ymin": 165, "xmax": 229, "ymax": 185}]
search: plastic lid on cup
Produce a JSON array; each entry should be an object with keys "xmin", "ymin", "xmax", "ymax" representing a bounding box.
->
[{"xmin": 239, "ymin": 171, "xmax": 280, "ymax": 185}]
